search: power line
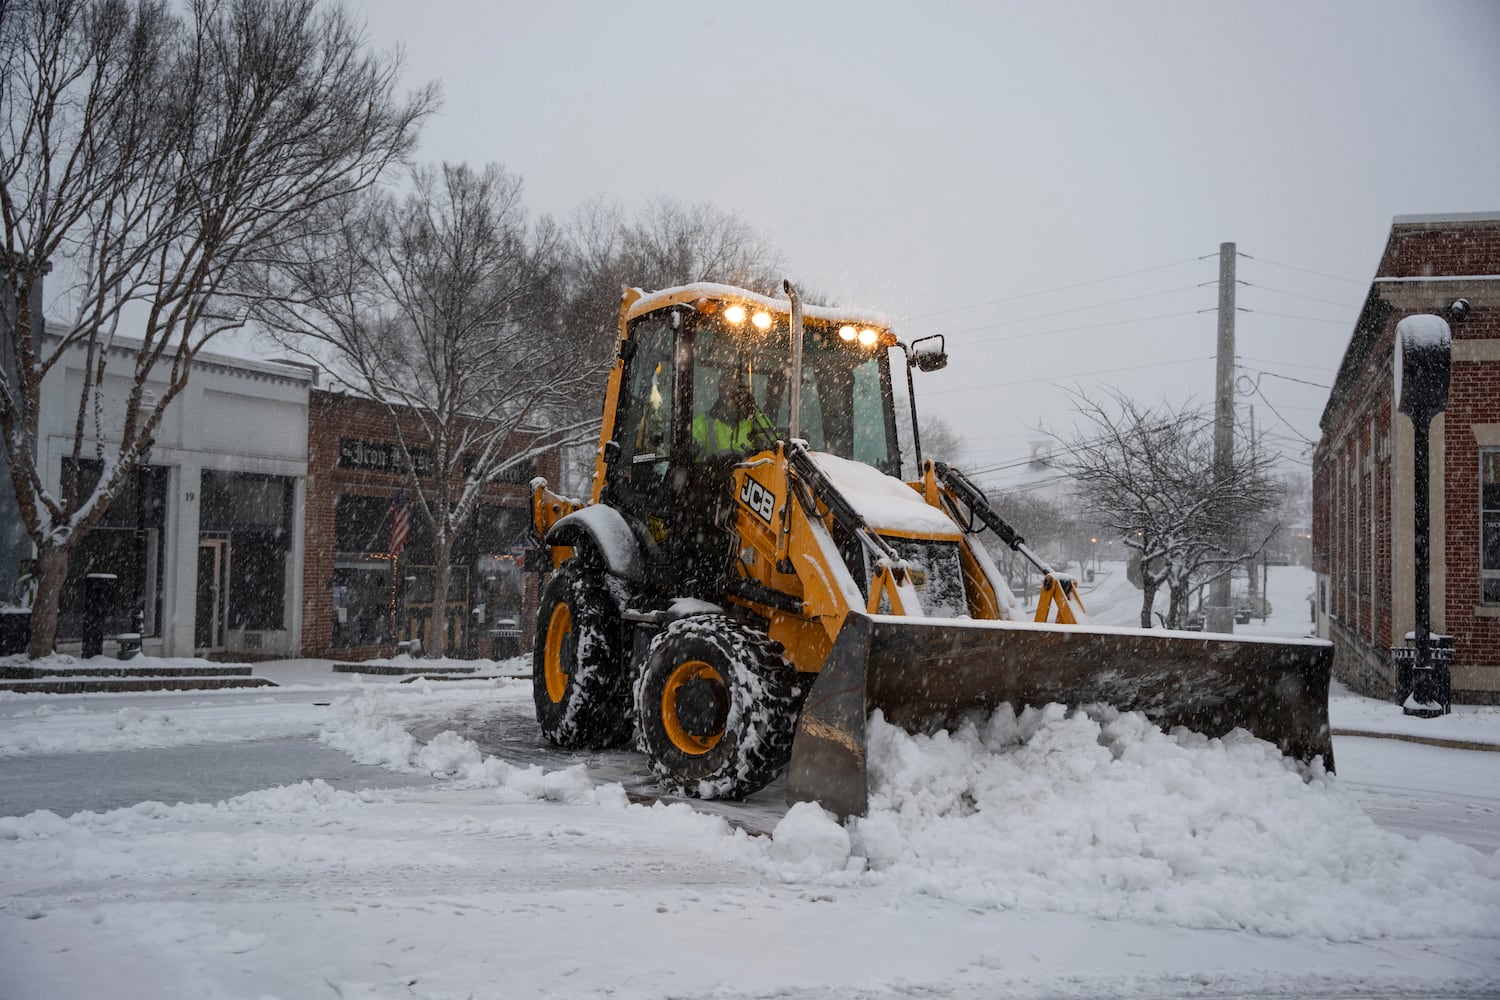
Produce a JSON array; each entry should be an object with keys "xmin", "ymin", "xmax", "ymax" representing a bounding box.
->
[
  {"xmin": 900, "ymin": 257, "xmax": 1207, "ymax": 321},
  {"xmin": 1237, "ymin": 252, "xmax": 1366, "ymax": 286},
  {"xmin": 924, "ymin": 354, "xmax": 1216, "ymax": 398},
  {"xmin": 955, "ymin": 309, "xmax": 1208, "ymax": 348},
  {"xmin": 1238, "ymin": 354, "xmax": 1338, "ymax": 374},
  {"xmin": 1233, "ymin": 364, "xmax": 1331, "ymax": 390},
  {"xmin": 1240, "ymin": 308, "xmax": 1350, "ymax": 325},
  {"xmin": 950, "ymin": 417, "xmax": 1192, "ymax": 479},
  {"xmin": 1240, "ymin": 282, "xmax": 1361, "ymax": 310},
  {"xmin": 972, "ymin": 473, "xmax": 1075, "ymax": 495},
  {"xmin": 943, "ymin": 283, "xmax": 1206, "ymax": 339},
  {"xmin": 1242, "ymin": 376, "xmax": 1317, "ymax": 446}
]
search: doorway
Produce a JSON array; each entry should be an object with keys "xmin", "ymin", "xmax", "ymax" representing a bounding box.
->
[{"xmin": 196, "ymin": 537, "xmax": 230, "ymax": 651}]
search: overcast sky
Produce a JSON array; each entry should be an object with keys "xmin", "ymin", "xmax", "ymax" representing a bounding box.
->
[{"xmin": 355, "ymin": 0, "xmax": 1500, "ymax": 487}]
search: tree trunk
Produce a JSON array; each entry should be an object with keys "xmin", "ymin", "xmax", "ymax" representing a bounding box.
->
[
  {"xmin": 27, "ymin": 545, "xmax": 70, "ymax": 659},
  {"xmin": 429, "ymin": 533, "xmax": 453, "ymax": 658},
  {"xmin": 1166, "ymin": 583, "xmax": 1188, "ymax": 630},
  {"xmin": 1139, "ymin": 579, "xmax": 1158, "ymax": 629}
]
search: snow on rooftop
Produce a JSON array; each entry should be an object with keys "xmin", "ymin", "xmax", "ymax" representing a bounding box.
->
[
  {"xmin": 1391, "ymin": 210, "xmax": 1500, "ymax": 226},
  {"xmin": 1374, "ymin": 273, "xmax": 1500, "ymax": 283}
]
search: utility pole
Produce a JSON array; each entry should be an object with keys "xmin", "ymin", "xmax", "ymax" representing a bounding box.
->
[{"xmin": 1207, "ymin": 242, "xmax": 1236, "ymax": 633}]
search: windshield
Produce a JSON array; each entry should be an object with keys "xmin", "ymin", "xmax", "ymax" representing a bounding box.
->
[{"xmin": 690, "ymin": 317, "xmax": 899, "ymax": 476}]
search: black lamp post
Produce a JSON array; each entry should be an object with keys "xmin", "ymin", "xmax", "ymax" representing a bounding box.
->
[{"xmin": 1395, "ymin": 313, "xmax": 1452, "ymax": 718}]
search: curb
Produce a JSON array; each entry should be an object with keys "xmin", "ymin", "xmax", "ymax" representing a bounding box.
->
[
  {"xmin": 0, "ymin": 664, "xmax": 253, "ymax": 680},
  {"xmin": 0, "ymin": 676, "xmax": 278, "ymax": 694},
  {"xmin": 1332, "ymin": 727, "xmax": 1500, "ymax": 753},
  {"xmin": 332, "ymin": 663, "xmax": 479, "ymax": 676}
]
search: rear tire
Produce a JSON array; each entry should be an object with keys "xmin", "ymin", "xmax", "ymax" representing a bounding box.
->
[
  {"xmin": 634, "ymin": 615, "xmax": 803, "ymax": 799},
  {"xmin": 533, "ymin": 563, "xmax": 633, "ymax": 749}
]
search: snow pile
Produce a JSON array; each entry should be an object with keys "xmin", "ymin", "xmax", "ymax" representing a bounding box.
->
[
  {"xmin": 769, "ymin": 800, "xmax": 855, "ymax": 878},
  {"xmin": 765, "ymin": 704, "xmax": 1500, "ymax": 941},
  {"xmin": 0, "ymin": 696, "xmax": 328, "ymax": 757},
  {"xmin": 319, "ymin": 689, "xmax": 627, "ymax": 808},
  {"xmin": 318, "ymin": 685, "xmax": 1500, "ymax": 943}
]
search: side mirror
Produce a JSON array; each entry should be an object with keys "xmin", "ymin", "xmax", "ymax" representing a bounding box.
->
[{"xmin": 909, "ymin": 334, "xmax": 948, "ymax": 372}]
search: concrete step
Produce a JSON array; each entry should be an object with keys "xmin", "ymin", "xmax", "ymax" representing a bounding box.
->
[
  {"xmin": 0, "ymin": 676, "xmax": 278, "ymax": 694},
  {"xmin": 0, "ymin": 663, "xmax": 254, "ymax": 680},
  {"xmin": 332, "ymin": 663, "xmax": 478, "ymax": 676},
  {"xmin": 398, "ymin": 673, "xmax": 518, "ymax": 683}
]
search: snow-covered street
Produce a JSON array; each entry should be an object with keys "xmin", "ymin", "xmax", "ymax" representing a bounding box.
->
[{"xmin": 2, "ymin": 565, "xmax": 1498, "ymax": 999}]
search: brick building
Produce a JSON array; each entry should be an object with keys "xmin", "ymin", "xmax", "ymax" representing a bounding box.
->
[
  {"xmin": 1313, "ymin": 211, "xmax": 1500, "ymax": 704},
  {"xmin": 300, "ymin": 389, "xmax": 558, "ymax": 661}
]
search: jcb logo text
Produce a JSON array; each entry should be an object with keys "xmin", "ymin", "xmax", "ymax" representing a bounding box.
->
[{"xmin": 738, "ymin": 477, "xmax": 775, "ymax": 522}]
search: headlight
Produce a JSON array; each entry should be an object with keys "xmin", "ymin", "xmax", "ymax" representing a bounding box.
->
[
  {"xmin": 858, "ymin": 328, "xmax": 878, "ymax": 346},
  {"xmin": 723, "ymin": 304, "xmax": 747, "ymax": 324},
  {"xmin": 751, "ymin": 310, "xmax": 772, "ymax": 330},
  {"xmin": 839, "ymin": 325, "xmax": 858, "ymax": 342}
]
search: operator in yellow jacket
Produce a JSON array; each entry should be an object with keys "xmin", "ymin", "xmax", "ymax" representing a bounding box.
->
[{"xmin": 692, "ymin": 368, "xmax": 775, "ymax": 455}]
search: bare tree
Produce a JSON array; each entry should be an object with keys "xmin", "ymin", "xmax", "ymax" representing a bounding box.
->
[
  {"xmin": 560, "ymin": 196, "xmax": 785, "ymax": 373},
  {"xmin": 1063, "ymin": 389, "xmax": 1283, "ymax": 629},
  {"xmin": 541, "ymin": 196, "xmax": 786, "ymax": 493},
  {"xmin": 0, "ymin": 0, "xmax": 435, "ymax": 656},
  {"xmin": 894, "ymin": 410, "xmax": 965, "ymax": 478},
  {"xmin": 257, "ymin": 162, "xmax": 599, "ymax": 656},
  {"xmin": 977, "ymin": 486, "xmax": 1099, "ymax": 596}
]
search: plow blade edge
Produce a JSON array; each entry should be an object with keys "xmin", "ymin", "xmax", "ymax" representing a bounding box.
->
[{"xmin": 786, "ymin": 612, "xmax": 1333, "ymax": 819}]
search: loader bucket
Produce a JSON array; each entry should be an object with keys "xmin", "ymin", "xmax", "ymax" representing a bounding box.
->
[{"xmin": 786, "ymin": 612, "xmax": 1333, "ymax": 820}]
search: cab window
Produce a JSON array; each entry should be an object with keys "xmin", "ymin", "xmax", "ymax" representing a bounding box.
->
[{"xmin": 614, "ymin": 318, "xmax": 675, "ymax": 484}]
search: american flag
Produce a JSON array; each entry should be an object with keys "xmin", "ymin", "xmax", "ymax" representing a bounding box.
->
[{"xmin": 390, "ymin": 490, "xmax": 410, "ymax": 559}]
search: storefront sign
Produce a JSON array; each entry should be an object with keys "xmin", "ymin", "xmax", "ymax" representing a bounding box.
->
[
  {"xmin": 339, "ymin": 439, "xmax": 434, "ymax": 477},
  {"xmin": 460, "ymin": 454, "xmax": 537, "ymax": 484}
]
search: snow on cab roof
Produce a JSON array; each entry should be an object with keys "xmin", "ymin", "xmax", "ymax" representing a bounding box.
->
[{"xmin": 627, "ymin": 282, "xmax": 892, "ymax": 331}]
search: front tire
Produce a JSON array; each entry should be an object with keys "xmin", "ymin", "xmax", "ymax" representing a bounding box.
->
[
  {"xmin": 634, "ymin": 615, "xmax": 803, "ymax": 799},
  {"xmin": 533, "ymin": 563, "xmax": 633, "ymax": 749}
]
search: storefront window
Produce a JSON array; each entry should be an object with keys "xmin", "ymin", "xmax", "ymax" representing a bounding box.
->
[
  {"xmin": 330, "ymin": 493, "xmax": 530, "ymax": 651},
  {"xmin": 332, "ymin": 494, "xmax": 404, "ymax": 648},
  {"xmin": 331, "ymin": 559, "xmax": 395, "ymax": 647},
  {"xmin": 200, "ymin": 471, "xmax": 294, "ymax": 630},
  {"xmin": 471, "ymin": 505, "xmax": 530, "ymax": 629}
]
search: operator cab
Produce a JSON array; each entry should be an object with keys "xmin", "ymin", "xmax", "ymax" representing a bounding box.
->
[{"xmin": 601, "ymin": 286, "xmax": 902, "ymax": 595}]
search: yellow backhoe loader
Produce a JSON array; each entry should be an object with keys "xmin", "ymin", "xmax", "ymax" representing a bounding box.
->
[{"xmin": 531, "ymin": 281, "xmax": 1332, "ymax": 818}]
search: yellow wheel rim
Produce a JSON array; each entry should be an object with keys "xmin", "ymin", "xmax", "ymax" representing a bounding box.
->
[
  {"xmin": 543, "ymin": 602, "xmax": 573, "ymax": 704},
  {"xmin": 661, "ymin": 659, "xmax": 725, "ymax": 755}
]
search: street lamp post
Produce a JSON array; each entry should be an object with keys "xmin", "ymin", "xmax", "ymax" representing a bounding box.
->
[{"xmin": 1394, "ymin": 314, "xmax": 1452, "ymax": 718}]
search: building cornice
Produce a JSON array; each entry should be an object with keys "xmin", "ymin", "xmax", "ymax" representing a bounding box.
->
[{"xmin": 42, "ymin": 326, "xmax": 316, "ymax": 390}]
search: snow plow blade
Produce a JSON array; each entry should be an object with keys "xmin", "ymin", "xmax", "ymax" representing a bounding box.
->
[{"xmin": 786, "ymin": 612, "xmax": 1333, "ymax": 819}]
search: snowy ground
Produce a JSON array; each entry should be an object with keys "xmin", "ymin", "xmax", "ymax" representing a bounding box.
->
[{"xmin": 2, "ymin": 564, "xmax": 1498, "ymax": 999}]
